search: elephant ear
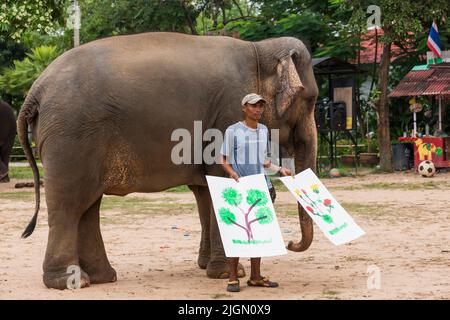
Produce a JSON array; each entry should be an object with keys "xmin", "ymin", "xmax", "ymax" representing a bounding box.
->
[{"xmin": 275, "ymin": 54, "xmax": 304, "ymax": 117}]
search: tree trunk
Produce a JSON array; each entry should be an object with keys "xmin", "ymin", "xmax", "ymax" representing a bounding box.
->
[
  {"xmin": 180, "ymin": 0, "xmax": 198, "ymax": 35},
  {"xmin": 221, "ymin": 2, "xmax": 227, "ymax": 25},
  {"xmin": 376, "ymin": 41, "xmax": 393, "ymax": 172}
]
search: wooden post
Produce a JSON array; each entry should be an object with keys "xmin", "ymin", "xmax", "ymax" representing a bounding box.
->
[
  {"xmin": 439, "ymin": 95, "xmax": 442, "ymax": 131},
  {"xmin": 413, "ymin": 112, "xmax": 417, "ymax": 137}
]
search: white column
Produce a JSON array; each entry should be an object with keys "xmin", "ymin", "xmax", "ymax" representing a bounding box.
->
[
  {"xmin": 73, "ymin": 0, "xmax": 81, "ymax": 47},
  {"xmin": 413, "ymin": 112, "xmax": 417, "ymax": 137}
]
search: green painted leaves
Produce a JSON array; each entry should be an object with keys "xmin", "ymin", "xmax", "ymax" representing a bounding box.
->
[
  {"xmin": 256, "ymin": 207, "xmax": 273, "ymax": 224},
  {"xmin": 219, "ymin": 208, "xmax": 236, "ymax": 225},
  {"xmin": 322, "ymin": 214, "xmax": 333, "ymax": 224},
  {"xmin": 218, "ymin": 187, "xmax": 275, "ymax": 241},
  {"xmin": 246, "ymin": 189, "xmax": 268, "ymax": 206},
  {"xmin": 222, "ymin": 187, "xmax": 242, "ymax": 206}
]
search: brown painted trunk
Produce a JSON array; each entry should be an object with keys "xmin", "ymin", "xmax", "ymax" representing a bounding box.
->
[{"xmin": 376, "ymin": 41, "xmax": 393, "ymax": 172}]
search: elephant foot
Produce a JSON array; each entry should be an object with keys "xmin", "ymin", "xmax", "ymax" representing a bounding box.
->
[
  {"xmin": 43, "ymin": 267, "xmax": 90, "ymax": 290},
  {"xmin": 206, "ymin": 261, "xmax": 246, "ymax": 279},
  {"xmin": 198, "ymin": 255, "xmax": 210, "ymax": 269},
  {"xmin": 0, "ymin": 174, "xmax": 9, "ymax": 183},
  {"xmin": 87, "ymin": 266, "xmax": 117, "ymax": 284}
]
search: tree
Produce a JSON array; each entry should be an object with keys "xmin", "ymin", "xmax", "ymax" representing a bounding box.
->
[
  {"xmin": 77, "ymin": 0, "xmax": 201, "ymax": 43},
  {"xmin": 0, "ymin": 0, "xmax": 66, "ymax": 42},
  {"xmin": 0, "ymin": 45, "xmax": 60, "ymax": 109},
  {"xmin": 0, "ymin": 1, "xmax": 67, "ymax": 106},
  {"xmin": 219, "ymin": 187, "xmax": 273, "ymax": 242}
]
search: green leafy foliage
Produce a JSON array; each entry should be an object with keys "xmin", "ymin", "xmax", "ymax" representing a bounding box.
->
[
  {"xmin": 255, "ymin": 206, "xmax": 273, "ymax": 224},
  {"xmin": 78, "ymin": 0, "xmax": 198, "ymax": 43},
  {"xmin": 221, "ymin": 187, "xmax": 242, "ymax": 206},
  {"xmin": 0, "ymin": 0, "xmax": 66, "ymax": 42},
  {"xmin": 0, "ymin": 45, "xmax": 60, "ymax": 99},
  {"xmin": 246, "ymin": 189, "xmax": 268, "ymax": 206},
  {"xmin": 219, "ymin": 207, "xmax": 236, "ymax": 225}
]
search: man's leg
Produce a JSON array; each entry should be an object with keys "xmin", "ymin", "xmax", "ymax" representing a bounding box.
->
[
  {"xmin": 227, "ymin": 257, "xmax": 241, "ymax": 292},
  {"xmin": 228, "ymin": 257, "xmax": 240, "ymax": 281},
  {"xmin": 250, "ymin": 258, "xmax": 262, "ymax": 280},
  {"xmin": 249, "ymin": 257, "xmax": 279, "ymax": 287}
]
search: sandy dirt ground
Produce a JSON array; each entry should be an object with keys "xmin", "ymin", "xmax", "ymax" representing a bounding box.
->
[{"xmin": 0, "ymin": 171, "xmax": 449, "ymax": 300}]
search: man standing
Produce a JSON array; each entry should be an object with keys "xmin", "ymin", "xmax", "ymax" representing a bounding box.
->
[{"xmin": 220, "ymin": 93, "xmax": 292, "ymax": 292}]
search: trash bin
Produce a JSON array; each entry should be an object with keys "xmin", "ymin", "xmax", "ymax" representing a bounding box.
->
[{"xmin": 392, "ymin": 143, "xmax": 411, "ymax": 171}]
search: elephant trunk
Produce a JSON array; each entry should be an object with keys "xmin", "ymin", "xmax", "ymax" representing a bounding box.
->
[{"xmin": 287, "ymin": 147, "xmax": 314, "ymax": 252}]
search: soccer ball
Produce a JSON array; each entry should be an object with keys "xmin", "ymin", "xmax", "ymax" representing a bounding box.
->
[
  {"xmin": 329, "ymin": 168, "xmax": 341, "ymax": 178},
  {"xmin": 418, "ymin": 160, "xmax": 436, "ymax": 177}
]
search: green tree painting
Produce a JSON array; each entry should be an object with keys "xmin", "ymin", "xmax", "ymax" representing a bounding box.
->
[{"xmin": 219, "ymin": 187, "xmax": 274, "ymax": 243}]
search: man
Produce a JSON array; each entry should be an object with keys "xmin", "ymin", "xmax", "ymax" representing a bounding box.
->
[{"xmin": 220, "ymin": 93, "xmax": 292, "ymax": 292}]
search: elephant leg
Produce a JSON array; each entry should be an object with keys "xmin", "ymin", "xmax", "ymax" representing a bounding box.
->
[
  {"xmin": 0, "ymin": 145, "xmax": 10, "ymax": 182},
  {"xmin": 42, "ymin": 164, "xmax": 103, "ymax": 289},
  {"xmin": 78, "ymin": 195, "xmax": 117, "ymax": 284},
  {"xmin": 0, "ymin": 157, "xmax": 8, "ymax": 182},
  {"xmin": 43, "ymin": 204, "xmax": 90, "ymax": 290},
  {"xmin": 207, "ymin": 202, "xmax": 246, "ymax": 279},
  {"xmin": 189, "ymin": 185, "xmax": 211, "ymax": 269},
  {"xmin": 189, "ymin": 185, "xmax": 245, "ymax": 278}
]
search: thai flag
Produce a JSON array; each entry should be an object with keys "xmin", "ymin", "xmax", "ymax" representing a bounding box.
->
[{"xmin": 427, "ymin": 21, "xmax": 442, "ymax": 58}]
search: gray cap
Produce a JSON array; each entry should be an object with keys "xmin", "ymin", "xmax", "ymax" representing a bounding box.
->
[{"xmin": 241, "ymin": 93, "xmax": 266, "ymax": 106}]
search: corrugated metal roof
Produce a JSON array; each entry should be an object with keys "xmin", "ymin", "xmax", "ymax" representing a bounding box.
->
[{"xmin": 389, "ymin": 65, "xmax": 450, "ymax": 97}]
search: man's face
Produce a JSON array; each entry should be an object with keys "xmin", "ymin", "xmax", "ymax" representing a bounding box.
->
[{"xmin": 242, "ymin": 101, "xmax": 265, "ymax": 121}]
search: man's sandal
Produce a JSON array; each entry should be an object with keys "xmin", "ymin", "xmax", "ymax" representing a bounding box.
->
[
  {"xmin": 227, "ymin": 280, "xmax": 240, "ymax": 292},
  {"xmin": 247, "ymin": 276, "xmax": 279, "ymax": 288}
]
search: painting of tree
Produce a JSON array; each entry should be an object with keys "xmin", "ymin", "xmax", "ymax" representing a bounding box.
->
[{"xmin": 219, "ymin": 187, "xmax": 274, "ymax": 242}]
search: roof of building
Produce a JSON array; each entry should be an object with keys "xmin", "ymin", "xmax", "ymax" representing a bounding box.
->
[{"xmin": 389, "ymin": 63, "xmax": 450, "ymax": 97}]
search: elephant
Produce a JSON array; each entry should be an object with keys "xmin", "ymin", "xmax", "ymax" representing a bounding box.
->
[
  {"xmin": 0, "ymin": 100, "xmax": 16, "ymax": 183},
  {"xmin": 18, "ymin": 32, "xmax": 318, "ymax": 290}
]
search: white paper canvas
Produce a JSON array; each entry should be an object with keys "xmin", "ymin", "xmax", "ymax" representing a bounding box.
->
[
  {"xmin": 206, "ymin": 174, "xmax": 287, "ymax": 258},
  {"xmin": 280, "ymin": 168, "xmax": 365, "ymax": 245}
]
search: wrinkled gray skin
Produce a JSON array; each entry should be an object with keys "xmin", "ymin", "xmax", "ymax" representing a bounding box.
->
[
  {"xmin": 18, "ymin": 32, "xmax": 318, "ymax": 290},
  {"xmin": 0, "ymin": 100, "xmax": 16, "ymax": 183}
]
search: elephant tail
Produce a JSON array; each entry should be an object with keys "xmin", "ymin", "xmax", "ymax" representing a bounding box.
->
[{"xmin": 17, "ymin": 94, "xmax": 40, "ymax": 238}]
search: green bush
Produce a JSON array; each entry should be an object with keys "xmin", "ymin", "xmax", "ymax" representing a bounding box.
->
[{"xmin": 0, "ymin": 45, "xmax": 60, "ymax": 102}]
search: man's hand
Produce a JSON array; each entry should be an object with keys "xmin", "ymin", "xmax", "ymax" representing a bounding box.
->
[
  {"xmin": 278, "ymin": 167, "xmax": 292, "ymax": 176},
  {"xmin": 230, "ymin": 171, "xmax": 239, "ymax": 182}
]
